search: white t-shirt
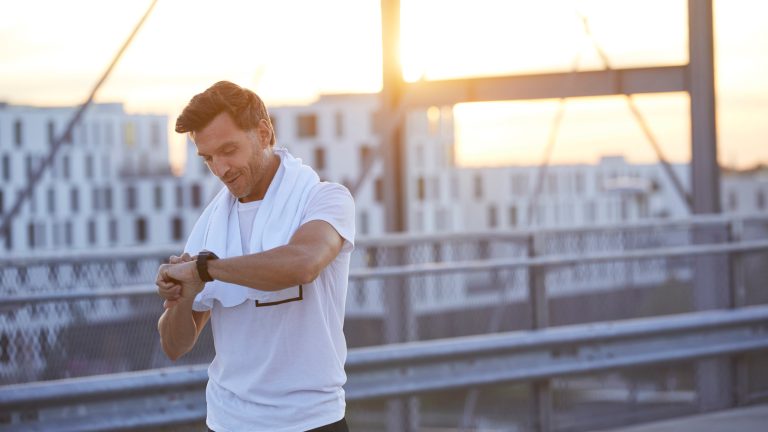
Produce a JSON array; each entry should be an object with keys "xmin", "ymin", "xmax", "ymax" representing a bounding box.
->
[{"xmin": 205, "ymin": 182, "xmax": 355, "ymax": 432}]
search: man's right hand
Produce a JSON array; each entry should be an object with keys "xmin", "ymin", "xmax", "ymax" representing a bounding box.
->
[{"xmin": 156, "ymin": 253, "xmax": 195, "ymax": 309}]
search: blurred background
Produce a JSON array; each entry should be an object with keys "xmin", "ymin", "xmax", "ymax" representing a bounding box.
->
[{"xmin": 0, "ymin": 0, "xmax": 767, "ymax": 431}]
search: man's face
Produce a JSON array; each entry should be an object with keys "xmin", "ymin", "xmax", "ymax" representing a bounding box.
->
[{"xmin": 192, "ymin": 112, "xmax": 273, "ymax": 202}]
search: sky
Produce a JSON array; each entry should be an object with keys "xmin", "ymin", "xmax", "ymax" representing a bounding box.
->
[{"xmin": 1, "ymin": 0, "xmax": 766, "ymax": 170}]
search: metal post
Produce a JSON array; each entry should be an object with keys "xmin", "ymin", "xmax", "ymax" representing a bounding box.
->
[
  {"xmin": 528, "ymin": 234, "xmax": 552, "ymax": 432},
  {"xmin": 729, "ymin": 219, "xmax": 750, "ymax": 405},
  {"xmin": 380, "ymin": 1, "xmax": 417, "ymax": 430},
  {"xmin": 689, "ymin": 0, "xmax": 734, "ymax": 412}
]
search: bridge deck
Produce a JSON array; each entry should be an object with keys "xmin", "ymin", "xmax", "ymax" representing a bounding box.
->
[{"xmin": 601, "ymin": 404, "xmax": 768, "ymax": 432}]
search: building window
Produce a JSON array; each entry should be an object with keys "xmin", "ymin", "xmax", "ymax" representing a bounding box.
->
[
  {"xmin": 729, "ymin": 191, "xmax": 738, "ymax": 211},
  {"xmin": 65, "ymin": 221, "xmax": 73, "ymax": 246},
  {"xmin": 47, "ymin": 120, "xmax": 56, "ymax": 146},
  {"xmin": 70, "ymin": 188, "xmax": 79, "ymax": 213},
  {"xmin": 52, "ymin": 223, "xmax": 60, "ymax": 247},
  {"xmin": 47, "ymin": 188, "xmax": 55, "ymax": 214},
  {"xmin": 13, "ymin": 120, "xmax": 22, "ymax": 147},
  {"xmin": 509, "ymin": 206, "xmax": 517, "ymax": 227},
  {"xmin": 757, "ymin": 190, "xmax": 766, "ymax": 210},
  {"xmin": 154, "ymin": 185, "xmax": 163, "ymax": 210},
  {"xmin": 375, "ymin": 177, "xmax": 384, "ymax": 203},
  {"xmin": 172, "ymin": 217, "xmax": 183, "ymax": 241},
  {"xmin": 102, "ymin": 155, "xmax": 110, "ymax": 178},
  {"xmin": 104, "ymin": 187, "xmax": 113, "ymax": 211},
  {"xmin": 3, "ymin": 223, "xmax": 12, "ymax": 250},
  {"xmin": 80, "ymin": 122, "xmax": 88, "ymax": 145},
  {"xmin": 27, "ymin": 223, "xmax": 35, "ymax": 249},
  {"xmin": 29, "ymin": 186, "xmax": 37, "ymax": 214},
  {"xmin": 474, "ymin": 174, "xmax": 483, "ymax": 200},
  {"xmin": 359, "ymin": 145, "xmax": 372, "ymax": 168},
  {"xmin": 92, "ymin": 187, "xmax": 100, "ymax": 211},
  {"xmin": 62, "ymin": 155, "xmax": 70, "ymax": 180},
  {"xmin": 124, "ymin": 122, "xmax": 136, "ymax": 148},
  {"xmin": 85, "ymin": 155, "xmax": 94, "ymax": 179},
  {"xmin": 37, "ymin": 223, "xmax": 46, "ymax": 248},
  {"xmin": 139, "ymin": 154, "xmax": 149, "ymax": 176},
  {"xmin": 25, "ymin": 155, "xmax": 33, "ymax": 181},
  {"xmin": 88, "ymin": 220, "xmax": 97, "ymax": 245},
  {"xmin": 176, "ymin": 184, "xmax": 184, "ymax": 207},
  {"xmin": 109, "ymin": 219, "xmax": 118, "ymax": 243},
  {"xmin": 136, "ymin": 217, "xmax": 147, "ymax": 243},
  {"xmin": 2, "ymin": 155, "xmax": 10, "ymax": 181},
  {"xmin": 126, "ymin": 186, "xmax": 136, "ymax": 211},
  {"xmin": 417, "ymin": 177, "xmax": 426, "ymax": 201},
  {"xmin": 0, "ymin": 190, "xmax": 3, "ymax": 214},
  {"xmin": 335, "ymin": 112, "xmax": 344, "ymax": 137},
  {"xmin": 359, "ymin": 211, "xmax": 369, "ymax": 236},
  {"xmin": 191, "ymin": 184, "xmax": 202, "ymax": 208},
  {"xmin": 93, "ymin": 122, "xmax": 100, "ymax": 146},
  {"xmin": 314, "ymin": 147, "xmax": 326, "ymax": 171},
  {"xmin": 297, "ymin": 114, "xmax": 317, "ymax": 138},
  {"xmin": 151, "ymin": 122, "xmax": 161, "ymax": 148},
  {"xmin": 105, "ymin": 122, "xmax": 114, "ymax": 147},
  {"xmin": 488, "ymin": 205, "xmax": 498, "ymax": 228}
]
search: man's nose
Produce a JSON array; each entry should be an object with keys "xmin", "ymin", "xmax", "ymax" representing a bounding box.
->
[{"xmin": 211, "ymin": 158, "xmax": 229, "ymax": 178}]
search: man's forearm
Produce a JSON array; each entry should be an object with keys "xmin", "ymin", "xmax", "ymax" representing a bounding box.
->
[
  {"xmin": 157, "ymin": 297, "xmax": 199, "ymax": 361},
  {"xmin": 207, "ymin": 244, "xmax": 320, "ymax": 292}
]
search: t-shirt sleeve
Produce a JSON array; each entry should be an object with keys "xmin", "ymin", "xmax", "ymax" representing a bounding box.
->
[{"xmin": 301, "ymin": 182, "xmax": 356, "ymax": 253}]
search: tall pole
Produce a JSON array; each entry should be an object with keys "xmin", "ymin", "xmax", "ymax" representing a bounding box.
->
[
  {"xmin": 380, "ymin": 1, "xmax": 417, "ymax": 431},
  {"xmin": 689, "ymin": 0, "xmax": 720, "ymax": 215},
  {"xmin": 689, "ymin": 0, "xmax": 733, "ymax": 412}
]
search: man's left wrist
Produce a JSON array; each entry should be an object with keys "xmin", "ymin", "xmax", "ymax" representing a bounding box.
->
[{"xmin": 196, "ymin": 251, "xmax": 219, "ymax": 283}]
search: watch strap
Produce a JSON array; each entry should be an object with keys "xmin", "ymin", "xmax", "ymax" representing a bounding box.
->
[{"xmin": 196, "ymin": 250, "xmax": 219, "ymax": 283}]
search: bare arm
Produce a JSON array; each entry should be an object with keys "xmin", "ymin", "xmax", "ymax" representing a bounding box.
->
[
  {"xmin": 156, "ymin": 220, "xmax": 344, "ymax": 359},
  {"xmin": 162, "ymin": 220, "xmax": 345, "ymax": 293},
  {"xmin": 156, "ymin": 254, "xmax": 209, "ymax": 361},
  {"xmin": 209, "ymin": 219, "xmax": 344, "ymax": 290},
  {"xmin": 157, "ymin": 300, "xmax": 210, "ymax": 361}
]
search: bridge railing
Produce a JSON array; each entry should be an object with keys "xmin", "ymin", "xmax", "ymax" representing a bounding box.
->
[{"xmin": 0, "ymin": 214, "xmax": 767, "ymax": 431}]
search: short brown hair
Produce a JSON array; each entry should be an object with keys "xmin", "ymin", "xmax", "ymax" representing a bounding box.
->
[{"xmin": 175, "ymin": 81, "xmax": 275, "ymax": 146}]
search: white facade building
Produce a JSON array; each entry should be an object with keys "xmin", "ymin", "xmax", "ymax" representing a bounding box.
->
[
  {"xmin": 0, "ymin": 102, "xmax": 209, "ymax": 256},
  {"xmin": 2, "ymin": 96, "xmax": 767, "ymax": 257}
]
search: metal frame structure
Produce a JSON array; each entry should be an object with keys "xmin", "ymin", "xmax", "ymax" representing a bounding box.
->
[{"xmin": 377, "ymin": 1, "xmax": 722, "ymax": 428}]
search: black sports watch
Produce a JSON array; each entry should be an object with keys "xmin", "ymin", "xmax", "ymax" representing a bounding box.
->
[{"xmin": 196, "ymin": 250, "xmax": 219, "ymax": 283}]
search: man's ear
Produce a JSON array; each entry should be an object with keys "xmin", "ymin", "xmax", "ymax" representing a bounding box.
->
[{"xmin": 258, "ymin": 118, "xmax": 272, "ymax": 148}]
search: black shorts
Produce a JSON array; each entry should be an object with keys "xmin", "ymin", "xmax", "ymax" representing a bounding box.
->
[{"xmin": 208, "ymin": 417, "xmax": 349, "ymax": 432}]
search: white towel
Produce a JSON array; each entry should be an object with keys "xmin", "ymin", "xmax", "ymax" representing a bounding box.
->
[{"xmin": 184, "ymin": 148, "xmax": 319, "ymax": 311}]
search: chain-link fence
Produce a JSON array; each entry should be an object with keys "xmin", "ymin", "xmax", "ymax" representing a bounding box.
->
[{"xmin": 1, "ymin": 215, "xmax": 767, "ymax": 431}]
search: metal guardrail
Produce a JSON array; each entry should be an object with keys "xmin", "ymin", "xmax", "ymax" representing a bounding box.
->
[
  {"xmin": 1, "ymin": 215, "xmax": 767, "ymax": 430},
  {"xmin": 1, "ymin": 305, "xmax": 766, "ymax": 431},
  {"xmin": 2, "ymin": 239, "xmax": 767, "ymax": 305},
  {"xmin": 2, "ymin": 212, "xmax": 767, "ymax": 264}
]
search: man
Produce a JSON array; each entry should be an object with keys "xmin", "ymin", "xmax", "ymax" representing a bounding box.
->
[{"xmin": 156, "ymin": 81, "xmax": 354, "ymax": 432}]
